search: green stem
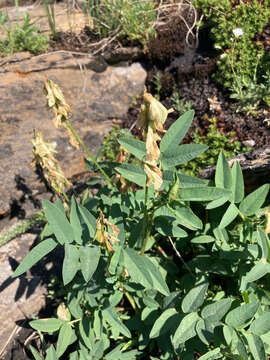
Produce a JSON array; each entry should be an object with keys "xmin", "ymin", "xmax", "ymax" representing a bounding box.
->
[
  {"xmin": 124, "ymin": 290, "xmax": 137, "ymax": 311},
  {"xmin": 140, "ymin": 185, "xmax": 149, "ymax": 255},
  {"xmin": 61, "ymin": 190, "xmax": 70, "ymax": 205},
  {"xmin": 65, "ymin": 119, "xmax": 114, "ymax": 188}
]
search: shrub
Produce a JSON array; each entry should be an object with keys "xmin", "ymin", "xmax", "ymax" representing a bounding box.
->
[
  {"xmin": 13, "ymin": 87, "xmax": 270, "ymax": 359},
  {"xmin": 0, "ymin": 11, "xmax": 49, "ymax": 56},
  {"xmin": 81, "ymin": 0, "xmax": 157, "ymax": 46},
  {"xmin": 193, "ymin": 0, "xmax": 270, "ymax": 110}
]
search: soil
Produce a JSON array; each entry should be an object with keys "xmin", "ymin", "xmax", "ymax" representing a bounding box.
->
[{"xmin": 2, "ymin": 1, "xmax": 270, "ymax": 359}]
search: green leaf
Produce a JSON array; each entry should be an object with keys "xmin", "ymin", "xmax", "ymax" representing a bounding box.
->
[
  {"xmin": 201, "ymin": 298, "xmax": 232, "ymax": 323},
  {"xmin": 245, "ymin": 333, "xmax": 267, "ymax": 360},
  {"xmin": 43, "ymin": 200, "xmax": 74, "ymax": 244},
  {"xmin": 191, "ymin": 235, "xmax": 215, "ymax": 244},
  {"xmin": 182, "ymin": 280, "xmax": 208, "ymax": 313},
  {"xmin": 244, "ymin": 260, "xmax": 270, "ymax": 284},
  {"xmin": 70, "ymin": 196, "xmax": 83, "ymax": 244},
  {"xmin": 56, "ymin": 323, "xmax": 76, "ymax": 358},
  {"xmin": 143, "ymin": 256, "xmax": 170, "ymax": 296},
  {"xmin": 108, "ymin": 246, "xmax": 123, "ymax": 275},
  {"xmin": 160, "ymin": 110, "xmax": 194, "ymax": 154},
  {"xmin": 206, "ymin": 197, "xmax": 229, "ymax": 210},
  {"xmin": 172, "ymin": 312, "xmax": 199, "ymax": 347},
  {"xmin": 250, "ymin": 313, "xmax": 270, "ymax": 336},
  {"xmin": 231, "ymin": 161, "xmax": 244, "ymax": 203},
  {"xmin": 179, "ymin": 187, "xmax": 231, "ymax": 201},
  {"xmin": 225, "ymin": 302, "xmax": 259, "ymax": 328},
  {"xmin": 149, "ymin": 308, "xmax": 178, "ymax": 338},
  {"xmin": 154, "ymin": 216, "xmax": 188, "ymax": 238},
  {"xmin": 79, "ymin": 245, "xmax": 100, "ymax": 282},
  {"xmin": 219, "ymin": 203, "xmax": 239, "ymax": 228},
  {"xmin": 215, "ymin": 152, "xmax": 231, "ymax": 189},
  {"xmin": 239, "ymin": 184, "xmax": 270, "ymax": 217},
  {"xmin": 116, "ymin": 164, "xmax": 146, "ymax": 187},
  {"xmin": 198, "ymin": 348, "xmax": 222, "ymax": 360},
  {"xmin": 118, "ymin": 137, "xmax": 146, "ymax": 161},
  {"xmin": 79, "ymin": 318, "xmax": 93, "ymax": 350},
  {"xmin": 123, "ymin": 248, "xmax": 153, "ymax": 289},
  {"xmin": 168, "ymin": 204, "xmax": 202, "ymax": 230},
  {"xmin": 30, "ymin": 318, "xmax": 64, "ymax": 333},
  {"xmin": 178, "ymin": 173, "xmax": 207, "ymax": 188},
  {"xmin": 103, "ymin": 307, "xmax": 131, "ymax": 338},
  {"xmin": 29, "ymin": 345, "xmax": 43, "ymax": 360},
  {"xmin": 45, "ymin": 345, "xmax": 58, "ymax": 360},
  {"xmin": 13, "ymin": 238, "xmax": 57, "ymax": 277},
  {"xmin": 161, "ymin": 144, "xmax": 207, "ymax": 168},
  {"xmin": 256, "ymin": 229, "xmax": 269, "ymax": 260},
  {"xmin": 77, "ymin": 204, "xmax": 96, "ymax": 238},
  {"xmin": 62, "ymin": 244, "xmax": 80, "ymax": 285}
]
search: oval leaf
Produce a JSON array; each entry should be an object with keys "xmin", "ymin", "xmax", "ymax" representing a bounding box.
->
[
  {"xmin": 116, "ymin": 164, "xmax": 146, "ymax": 187},
  {"xmin": 215, "ymin": 152, "xmax": 232, "ymax": 189},
  {"xmin": 182, "ymin": 280, "xmax": 208, "ymax": 313},
  {"xmin": 56, "ymin": 322, "xmax": 76, "ymax": 358},
  {"xmin": 13, "ymin": 238, "xmax": 57, "ymax": 278},
  {"xmin": 43, "ymin": 200, "xmax": 74, "ymax": 244},
  {"xmin": 239, "ymin": 184, "xmax": 269, "ymax": 217},
  {"xmin": 30, "ymin": 318, "xmax": 64, "ymax": 333},
  {"xmin": 231, "ymin": 161, "xmax": 244, "ymax": 203},
  {"xmin": 160, "ymin": 110, "xmax": 194, "ymax": 154},
  {"xmin": 118, "ymin": 137, "xmax": 146, "ymax": 161},
  {"xmin": 225, "ymin": 302, "xmax": 259, "ymax": 328},
  {"xmin": 79, "ymin": 245, "xmax": 100, "ymax": 282},
  {"xmin": 244, "ymin": 260, "xmax": 270, "ymax": 284},
  {"xmin": 250, "ymin": 313, "xmax": 270, "ymax": 336},
  {"xmin": 245, "ymin": 333, "xmax": 267, "ymax": 360},
  {"xmin": 150, "ymin": 308, "xmax": 178, "ymax": 338},
  {"xmin": 191, "ymin": 235, "xmax": 215, "ymax": 244},
  {"xmin": 179, "ymin": 187, "xmax": 231, "ymax": 201},
  {"xmin": 161, "ymin": 144, "xmax": 207, "ymax": 168},
  {"xmin": 62, "ymin": 244, "xmax": 80, "ymax": 285},
  {"xmin": 172, "ymin": 312, "xmax": 199, "ymax": 347},
  {"xmin": 219, "ymin": 203, "xmax": 239, "ymax": 229}
]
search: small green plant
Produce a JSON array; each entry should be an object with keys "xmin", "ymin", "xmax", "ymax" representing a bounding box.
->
[
  {"xmin": 82, "ymin": 0, "xmax": 157, "ymax": 46},
  {"xmin": 13, "ymin": 85, "xmax": 270, "ymax": 359},
  {"xmin": 182, "ymin": 117, "xmax": 251, "ymax": 176},
  {"xmin": 171, "ymin": 91, "xmax": 193, "ymax": 116},
  {"xmin": 0, "ymin": 11, "xmax": 49, "ymax": 56},
  {"xmin": 42, "ymin": 0, "xmax": 58, "ymax": 40},
  {"xmin": 98, "ymin": 126, "xmax": 131, "ymax": 162},
  {"xmin": 193, "ymin": 0, "xmax": 270, "ymax": 110},
  {"xmin": 152, "ymin": 73, "xmax": 162, "ymax": 100}
]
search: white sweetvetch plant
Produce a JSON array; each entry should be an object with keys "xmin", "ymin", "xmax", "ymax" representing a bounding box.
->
[{"xmin": 13, "ymin": 86, "xmax": 270, "ymax": 359}]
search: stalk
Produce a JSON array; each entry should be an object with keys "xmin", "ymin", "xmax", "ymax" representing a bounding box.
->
[
  {"xmin": 140, "ymin": 185, "xmax": 149, "ymax": 255},
  {"xmin": 65, "ymin": 119, "xmax": 114, "ymax": 189}
]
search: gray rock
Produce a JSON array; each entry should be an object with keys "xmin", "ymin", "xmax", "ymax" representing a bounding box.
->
[{"xmin": 0, "ymin": 51, "xmax": 147, "ymax": 217}]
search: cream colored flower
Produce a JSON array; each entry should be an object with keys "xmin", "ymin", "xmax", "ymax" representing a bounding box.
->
[{"xmin": 31, "ymin": 131, "xmax": 71, "ymax": 193}]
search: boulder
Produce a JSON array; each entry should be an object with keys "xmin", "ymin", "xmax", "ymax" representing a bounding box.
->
[
  {"xmin": 199, "ymin": 146, "xmax": 270, "ymax": 192},
  {"xmin": 0, "ymin": 51, "xmax": 147, "ymax": 218}
]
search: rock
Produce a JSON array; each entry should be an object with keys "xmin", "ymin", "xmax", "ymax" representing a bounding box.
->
[
  {"xmin": 0, "ymin": 51, "xmax": 147, "ymax": 218},
  {"xmin": 0, "ymin": 2, "xmax": 86, "ymax": 38},
  {"xmin": 199, "ymin": 146, "xmax": 270, "ymax": 193},
  {"xmin": 0, "ymin": 231, "xmax": 63, "ymax": 358}
]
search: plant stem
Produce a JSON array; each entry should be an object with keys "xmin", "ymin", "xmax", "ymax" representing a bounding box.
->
[
  {"xmin": 124, "ymin": 290, "xmax": 137, "ymax": 311},
  {"xmin": 140, "ymin": 185, "xmax": 149, "ymax": 255},
  {"xmin": 65, "ymin": 119, "xmax": 114, "ymax": 188}
]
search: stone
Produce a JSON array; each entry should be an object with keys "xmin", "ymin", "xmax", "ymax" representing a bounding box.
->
[
  {"xmin": 0, "ymin": 51, "xmax": 147, "ymax": 218},
  {"xmin": 199, "ymin": 146, "xmax": 270, "ymax": 193}
]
